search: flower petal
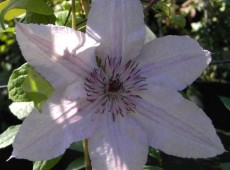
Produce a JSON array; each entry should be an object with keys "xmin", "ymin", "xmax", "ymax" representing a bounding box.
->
[
  {"xmin": 144, "ymin": 26, "xmax": 156, "ymax": 44},
  {"xmin": 87, "ymin": 0, "xmax": 145, "ymax": 63},
  {"xmin": 11, "ymin": 91, "xmax": 100, "ymax": 160},
  {"xmin": 64, "ymin": 80, "xmax": 86, "ymax": 101},
  {"xmin": 133, "ymin": 86, "xmax": 225, "ymax": 158},
  {"xmin": 16, "ymin": 22, "xmax": 99, "ymax": 88},
  {"xmin": 136, "ymin": 36, "xmax": 211, "ymax": 90},
  {"xmin": 89, "ymin": 114, "xmax": 148, "ymax": 170}
]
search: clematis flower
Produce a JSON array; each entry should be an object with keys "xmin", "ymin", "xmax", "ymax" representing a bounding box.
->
[{"xmin": 12, "ymin": 0, "xmax": 225, "ymax": 169}]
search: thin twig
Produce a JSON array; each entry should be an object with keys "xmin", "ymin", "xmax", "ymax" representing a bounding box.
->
[
  {"xmin": 211, "ymin": 60, "xmax": 230, "ymax": 65},
  {"xmin": 76, "ymin": 19, "xmax": 87, "ymax": 27},
  {"xmin": 144, "ymin": 0, "xmax": 159, "ymax": 16},
  {"xmin": 64, "ymin": 6, "xmax": 72, "ymax": 26},
  {"xmin": 0, "ymin": 85, "xmax": 7, "ymax": 89}
]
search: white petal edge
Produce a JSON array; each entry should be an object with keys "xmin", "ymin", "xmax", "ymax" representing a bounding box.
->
[
  {"xmin": 136, "ymin": 36, "xmax": 211, "ymax": 90},
  {"xmin": 144, "ymin": 26, "xmax": 156, "ymax": 44},
  {"xmin": 87, "ymin": 0, "xmax": 145, "ymax": 63},
  {"xmin": 89, "ymin": 113, "xmax": 148, "ymax": 170},
  {"xmin": 12, "ymin": 91, "xmax": 101, "ymax": 161},
  {"xmin": 133, "ymin": 85, "xmax": 225, "ymax": 158},
  {"xmin": 16, "ymin": 22, "xmax": 99, "ymax": 88}
]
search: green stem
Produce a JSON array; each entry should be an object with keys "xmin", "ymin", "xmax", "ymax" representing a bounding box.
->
[
  {"xmin": 72, "ymin": 0, "xmax": 77, "ymax": 29},
  {"xmin": 80, "ymin": 0, "xmax": 90, "ymax": 16},
  {"xmin": 73, "ymin": 0, "xmax": 90, "ymax": 168},
  {"xmin": 83, "ymin": 139, "xmax": 92, "ymax": 170}
]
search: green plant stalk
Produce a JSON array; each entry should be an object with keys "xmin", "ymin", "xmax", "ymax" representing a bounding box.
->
[
  {"xmin": 72, "ymin": 1, "xmax": 91, "ymax": 169},
  {"xmin": 79, "ymin": 0, "xmax": 90, "ymax": 16},
  {"xmin": 72, "ymin": 0, "xmax": 77, "ymax": 29},
  {"xmin": 71, "ymin": 1, "xmax": 90, "ymax": 169},
  {"xmin": 83, "ymin": 139, "xmax": 92, "ymax": 170}
]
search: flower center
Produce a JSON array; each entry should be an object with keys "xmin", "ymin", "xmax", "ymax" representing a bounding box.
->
[
  {"xmin": 84, "ymin": 56, "xmax": 147, "ymax": 120},
  {"xmin": 108, "ymin": 79, "xmax": 122, "ymax": 95}
]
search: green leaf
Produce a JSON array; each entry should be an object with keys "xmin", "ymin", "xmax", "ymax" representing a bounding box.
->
[
  {"xmin": 0, "ymin": 0, "xmax": 25, "ymax": 21},
  {"xmin": 69, "ymin": 141, "xmax": 84, "ymax": 152},
  {"xmin": 55, "ymin": 11, "xmax": 85, "ymax": 28},
  {"xmin": 220, "ymin": 162, "xmax": 230, "ymax": 170},
  {"xmin": 219, "ymin": 96, "xmax": 230, "ymax": 111},
  {"xmin": 169, "ymin": 15, "xmax": 186, "ymax": 28},
  {"xmin": 9, "ymin": 101, "xmax": 34, "ymax": 120},
  {"xmin": 149, "ymin": 148, "xmax": 162, "ymax": 167},
  {"xmin": 66, "ymin": 157, "xmax": 85, "ymax": 170},
  {"xmin": 25, "ymin": 12, "xmax": 56, "ymax": 24},
  {"xmin": 8, "ymin": 63, "xmax": 54, "ymax": 111},
  {"xmin": 22, "ymin": 64, "xmax": 54, "ymax": 97},
  {"xmin": 0, "ymin": 27, "xmax": 14, "ymax": 33},
  {"xmin": 61, "ymin": 1, "xmax": 71, "ymax": 11},
  {"xmin": 61, "ymin": 1, "xmax": 81, "ymax": 13},
  {"xmin": 153, "ymin": 2, "xmax": 170, "ymax": 17},
  {"xmin": 144, "ymin": 165, "xmax": 164, "ymax": 170},
  {"xmin": 8, "ymin": 63, "xmax": 31, "ymax": 101},
  {"xmin": 0, "ymin": 125, "xmax": 20, "ymax": 149},
  {"xmin": 0, "ymin": 0, "xmax": 53, "ymax": 28},
  {"xmin": 55, "ymin": 11, "xmax": 72, "ymax": 27},
  {"xmin": 33, "ymin": 155, "xmax": 63, "ymax": 170}
]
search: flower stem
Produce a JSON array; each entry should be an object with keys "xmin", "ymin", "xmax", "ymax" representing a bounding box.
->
[
  {"xmin": 83, "ymin": 139, "xmax": 92, "ymax": 170},
  {"xmin": 72, "ymin": 1, "xmax": 90, "ymax": 169},
  {"xmin": 79, "ymin": 0, "xmax": 90, "ymax": 16},
  {"xmin": 72, "ymin": 0, "xmax": 77, "ymax": 29}
]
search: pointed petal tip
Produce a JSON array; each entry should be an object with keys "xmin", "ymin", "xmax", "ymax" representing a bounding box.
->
[
  {"xmin": 135, "ymin": 86, "xmax": 226, "ymax": 159},
  {"xmin": 204, "ymin": 50, "xmax": 212, "ymax": 64},
  {"xmin": 203, "ymin": 146, "xmax": 226, "ymax": 159},
  {"xmin": 6, "ymin": 155, "xmax": 15, "ymax": 162},
  {"xmin": 11, "ymin": 145, "xmax": 64, "ymax": 161},
  {"xmin": 176, "ymin": 135, "xmax": 226, "ymax": 159},
  {"xmin": 158, "ymin": 141, "xmax": 226, "ymax": 159},
  {"xmin": 217, "ymin": 144, "xmax": 228, "ymax": 156}
]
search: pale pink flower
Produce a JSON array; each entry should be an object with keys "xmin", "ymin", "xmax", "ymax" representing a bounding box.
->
[{"xmin": 12, "ymin": 0, "xmax": 225, "ymax": 169}]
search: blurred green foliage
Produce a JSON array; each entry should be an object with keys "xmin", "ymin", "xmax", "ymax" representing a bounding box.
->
[{"xmin": 0, "ymin": 0, "xmax": 230, "ymax": 170}]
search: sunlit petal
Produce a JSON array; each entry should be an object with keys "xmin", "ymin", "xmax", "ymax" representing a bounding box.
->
[
  {"xmin": 87, "ymin": 0, "xmax": 145, "ymax": 63},
  {"xmin": 12, "ymin": 91, "xmax": 100, "ymax": 160},
  {"xmin": 16, "ymin": 22, "xmax": 99, "ymax": 88},
  {"xmin": 64, "ymin": 80, "xmax": 86, "ymax": 101},
  {"xmin": 12, "ymin": 0, "xmax": 225, "ymax": 167},
  {"xmin": 89, "ymin": 114, "xmax": 148, "ymax": 170}
]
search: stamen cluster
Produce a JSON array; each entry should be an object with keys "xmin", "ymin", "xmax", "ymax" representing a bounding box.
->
[{"xmin": 84, "ymin": 57, "xmax": 147, "ymax": 119}]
